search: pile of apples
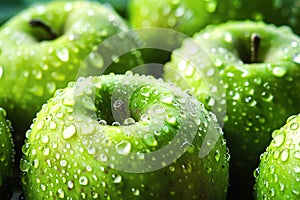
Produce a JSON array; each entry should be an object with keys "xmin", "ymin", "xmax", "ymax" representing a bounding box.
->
[{"xmin": 0, "ymin": 0, "xmax": 299, "ymax": 199}]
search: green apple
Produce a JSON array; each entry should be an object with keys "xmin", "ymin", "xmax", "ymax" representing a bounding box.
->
[
  {"xmin": 254, "ymin": 114, "xmax": 300, "ymax": 199},
  {"xmin": 163, "ymin": 20, "xmax": 300, "ymax": 198},
  {"xmin": 128, "ymin": 0, "xmax": 300, "ymax": 36},
  {"xmin": 0, "ymin": 0, "xmax": 142, "ymax": 159},
  {"xmin": 20, "ymin": 72, "xmax": 230, "ymax": 199},
  {"xmin": 0, "ymin": 107, "xmax": 15, "ymax": 198}
]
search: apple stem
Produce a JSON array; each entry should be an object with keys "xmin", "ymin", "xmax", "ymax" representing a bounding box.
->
[
  {"xmin": 29, "ymin": 19, "xmax": 58, "ymax": 40},
  {"xmin": 251, "ymin": 33, "xmax": 261, "ymax": 63}
]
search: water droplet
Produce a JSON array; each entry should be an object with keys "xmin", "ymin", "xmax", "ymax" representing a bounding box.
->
[
  {"xmin": 41, "ymin": 135, "xmax": 49, "ymax": 144},
  {"xmin": 270, "ymin": 66, "xmax": 287, "ymax": 77},
  {"xmin": 123, "ymin": 118, "xmax": 135, "ymax": 125},
  {"xmin": 166, "ymin": 115, "xmax": 176, "ymax": 125},
  {"xmin": 112, "ymin": 174, "xmax": 122, "ymax": 183},
  {"xmin": 280, "ymin": 149, "xmax": 289, "ymax": 162},
  {"xmin": 161, "ymin": 93, "xmax": 174, "ymax": 104},
  {"xmin": 261, "ymin": 91, "xmax": 274, "ymax": 102},
  {"xmin": 62, "ymin": 96, "xmax": 75, "ymax": 106},
  {"xmin": 143, "ymin": 134, "xmax": 158, "ymax": 147},
  {"xmin": 206, "ymin": 0, "xmax": 217, "ymax": 12},
  {"xmin": 56, "ymin": 48, "xmax": 69, "ymax": 62},
  {"xmin": 0, "ymin": 66, "xmax": 3, "ymax": 79},
  {"xmin": 272, "ymin": 133, "xmax": 285, "ymax": 147},
  {"xmin": 293, "ymin": 53, "xmax": 300, "ymax": 64},
  {"xmin": 132, "ymin": 188, "xmax": 140, "ymax": 196},
  {"xmin": 43, "ymin": 145, "xmax": 50, "ymax": 156},
  {"xmin": 214, "ymin": 150, "xmax": 220, "ymax": 162},
  {"xmin": 290, "ymin": 122, "xmax": 299, "ymax": 131},
  {"xmin": 68, "ymin": 180, "xmax": 74, "ymax": 189},
  {"xmin": 62, "ymin": 125, "xmax": 76, "ymax": 139},
  {"xmin": 293, "ymin": 151, "xmax": 300, "ymax": 159},
  {"xmin": 60, "ymin": 160, "xmax": 68, "ymax": 167},
  {"xmin": 253, "ymin": 167, "xmax": 260, "ymax": 178},
  {"xmin": 57, "ymin": 188, "xmax": 65, "ymax": 199},
  {"xmin": 116, "ymin": 140, "xmax": 131, "ymax": 155},
  {"xmin": 20, "ymin": 160, "xmax": 31, "ymax": 172},
  {"xmin": 79, "ymin": 176, "xmax": 89, "ymax": 186}
]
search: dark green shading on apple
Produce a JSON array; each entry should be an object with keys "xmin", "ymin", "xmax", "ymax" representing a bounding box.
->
[
  {"xmin": 254, "ymin": 114, "xmax": 300, "ymax": 199},
  {"xmin": 163, "ymin": 20, "xmax": 300, "ymax": 198},
  {"xmin": 20, "ymin": 72, "xmax": 229, "ymax": 199},
  {"xmin": 128, "ymin": 0, "xmax": 300, "ymax": 36},
  {"xmin": 0, "ymin": 107, "xmax": 15, "ymax": 199},
  {"xmin": 0, "ymin": 0, "xmax": 143, "ymax": 158}
]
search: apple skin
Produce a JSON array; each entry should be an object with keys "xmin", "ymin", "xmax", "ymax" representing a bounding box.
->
[
  {"xmin": 0, "ymin": 107, "xmax": 15, "ymax": 198},
  {"xmin": 20, "ymin": 73, "xmax": 230, "ymax": 199},
  {"xmin": 128, "ymin": 0, "xmax": 300, "ymax": 36},
  {"xmin": 254, "ymin": 114, "xmax": 300, "ymax": 199},
  {"xmin": 0, "ymin": 1, "xmax": 142, "ymax": 158},
  {"xmin": 163, "ymin": 20, "xmax": 300, "ymax": 198}
]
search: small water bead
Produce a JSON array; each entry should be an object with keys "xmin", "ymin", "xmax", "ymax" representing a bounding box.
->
[
  {"xmin": 293, "ymin": 151, "xmax": 300, "ymax": 159},
  {"xmin": 79, "ymin": 176, "xmax": 89, "ymax": 186},
  {"xmin": 132, "ymin": 188, "xmax": 140, "ymax": 196},
  {"xmin": 115, "ymin": 140, "xmax": 131, "ymax": 155},
  {"xmin": 57, "ymin": 188, "xmax": 65, "ymax": 199},
  {"xmin": 160, "ymin": 93, "xmax": 174, "ymax": 104},
  {"xmin": 123, "ymin": 118, "xmax": 135, "ymax": 125},
  {"xmin": 272, "ymin": 133, "xmax": 285, "ymax": 148},
  {"xmin": 143, "ymin": 134, "xmax": 158, "ymax": 147},
  {"xmin": 56, "ymin": 48, "xmax": 69, "ymax": 62},
  {"xmin": 113, "ymin": 100, "xmax": 124, "ymax": 109},
  {"xmin": 289, "ymin": 122, "xmax": 299, "ymax": 131},
  {"xmin": 270, "ymin": 66, "xmax": 287, "ymax": 77},
  {"xmin": 280, "ymin": 149, "xmax": 290, "ymax": 162},
  {"xmin": 62, "ymin": 125, "xmax": 76, "ymax": 139},
  {"xmin": 293, "ymin": 52, "xmax": 300, "ymax": 64},
  {"xmin": 112, "ymin": 174, "xmax": 122, "ymax": 183}
]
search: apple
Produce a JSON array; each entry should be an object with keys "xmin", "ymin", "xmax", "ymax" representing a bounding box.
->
[
  {"xmin": 128, "ymin": 0, "xmax": 300, "ymax": 36},
  {"xmin": 20, "ymin": 72, "xmax": 230, "ymax": 199},
  {"xmin": 0, "ymin": 0, "xmax": 143, "ymax": 161},
  {"xmin": 163, "ymin": 20, "xmax": 300, "ymax": 198},
  {"xmin": 0, "ymin": 107, "xmax": 15, "ymax": 198},
  {"xmin": 254, "ymin": 114, "xmax": 300, "ymax": 199}
]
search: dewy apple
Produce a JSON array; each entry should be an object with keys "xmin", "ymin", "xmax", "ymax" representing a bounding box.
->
[{"xmin": 164, "ymin": 20, "xmax": 300, "ymax": 198}]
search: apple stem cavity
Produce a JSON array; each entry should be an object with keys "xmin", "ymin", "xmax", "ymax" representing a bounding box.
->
[
  {"xmin": 250, "ymin": 33, "xmax": 261, "ymax": 63},
  {"xmin": 29, "ymin": 19, "xmax": 58, "ymax": 40}
]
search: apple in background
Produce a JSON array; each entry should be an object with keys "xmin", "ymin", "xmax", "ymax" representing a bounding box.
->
[
  {"xmin": 20, "ymin": 73, "xmax": 230, "ymax": 199},
  {"xmin": 163, "ymin": 20, "xmax": 300, "ymax": 198},
  {"xmin": 0, "ymin": 0, "xmax": 143, "ymax": 160},
  {"xmin": 128, "ymin": 0, "xmax": 300, "ymax": 36},
  {"xmin": 254, "ymin": 114, "xmax": 300, "ymax": 199},
  {"xmin": 0, "ymin": 107, "xmax": 15, "ymax": 199}
]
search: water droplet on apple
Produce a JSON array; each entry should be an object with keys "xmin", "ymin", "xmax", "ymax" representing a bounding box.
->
[
  {"xmin": 293, "ymin": 53, "xmax": 300, "ymax": 64},
  {"xmin": 293, "ymin": 151, "xmax": 300, "ymax": 159},
  {"xmin": 79, "ymin": 176, "xmax": 89, "ymax": 186},
  {"xmin": 272, "ymin": 133, "xmax": 285, "ymax": 147},
  {"xmin": 161, "ymin": 93, "xmax": 174, "ymax": 104},
  {"xmin": 116, "ymin": 140, "xmax": 131, "ymax": 155},
  {"xmin": 280, "ymin": 148, "xmax": 289, "ymax": 162},
  {"xmin": 270, "ymin": 66, "xmax": 287, "ymax": 77},
  {"xmin": 132, "ymin": 188, "xmax": 140, "ymax": 196},
  {"xmin": 206, "ymin": 0, "xmax": 217, "ymax": 13},
  {"xmin": 62, "ymin": 125, "xmax": 76, "ymax": 139},
  {"xmin": 123, "ymin": 117, "xmax": 135, "ymax": 125},
  {"xmin": 143, "ymin": 134, "xmax": 158, "ymax": 147},
  {"xmin": 56, "ymin": 48, "xmax": 69, "ymax": 62},
  {"xmin": 112, "ymin": 174, "xmax": 122, "ymax": 183},
  {"xmin": 0, "ymin": 66, "xmax": 4, "ymax": 78}
]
